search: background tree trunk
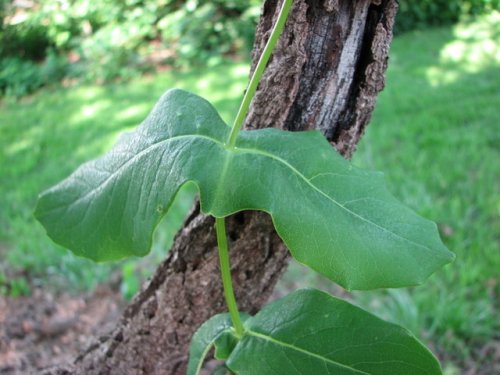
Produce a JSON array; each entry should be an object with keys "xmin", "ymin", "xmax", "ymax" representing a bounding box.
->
[{"xmin": 51, "ymin": 0, "xmax": 398, "ymax": 373}]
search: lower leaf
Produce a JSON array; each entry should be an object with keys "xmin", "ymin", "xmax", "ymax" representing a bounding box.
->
[
  {"xmin": 187, "ymin": 313, "xmax": 249, "ymax": 375},
  {"xmin": 226, "ymin": 289, "xmax": 442, "ymax": 375},
  {"xmin": 187, "ymin": 314, "xmax": 233, "ymax": 375}
]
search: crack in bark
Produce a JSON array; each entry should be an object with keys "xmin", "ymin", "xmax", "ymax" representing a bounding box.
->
[{"xmin": 334, "ymin": 0, "xmax": 398, "ymax": 157}]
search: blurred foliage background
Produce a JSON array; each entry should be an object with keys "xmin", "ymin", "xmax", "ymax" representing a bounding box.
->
[
  {"xmin": 1, "ymin": 0, "xmax": 499, "ymax": 96},
  {"xmin": 0, "ymin": 0, "xmax": 261, "ymax": 95},
  {"xmin": 1, "ymin": 1, "xmax": 499, "ymax": 373}
]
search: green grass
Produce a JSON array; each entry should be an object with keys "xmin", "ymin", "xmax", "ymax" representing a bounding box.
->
[
  {"xmin": 355, "ymin": 13, "xmax": 500, "ymax": 360},
  {"xmin": 0, "ymin": 63, "xmax": 249, "ymax": 292},
  {"xmin": 1, "ymin": 13, "xmax": 498, "ymax": 371},
  {"xmin": 281, "ymin": 13, "xmax": 500, "ymax": 369}
]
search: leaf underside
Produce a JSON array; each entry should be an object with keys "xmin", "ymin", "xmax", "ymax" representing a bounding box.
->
[
  {"xmin": 34, "ymin": 89, "xmax": 454, "ymax": 290},
  {"xmin": 189, "ymin": 289, "xmax": 442, "ymax": 375}
]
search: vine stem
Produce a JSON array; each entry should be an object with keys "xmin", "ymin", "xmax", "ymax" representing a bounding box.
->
[
  {"xmin": 215, "ymin": 217, "xmax": 245, "ymax": 337},
  {"xmin": 216, "ymin": 0, "xmax": 294, "ymax": 337},
  {"xmin": 226, "ymin": 0, "xmax": 293, "ymax": 148}
]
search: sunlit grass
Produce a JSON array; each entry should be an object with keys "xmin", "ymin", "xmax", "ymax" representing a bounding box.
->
[
  {"xmin": 0, "ymin": 62, "xmax": 248, "ymax": 291},
  {"xmin": 359, "ymin": 15, "xmax": 500, "ymax": 364},
  {"xmin": 0, "ymin": 13, "xmax": 498, "ymax": 371},
  {"xmin": 426, "ymin": 12, "xmax": 499, "ymax": 85},
  {"xmin": 280, "ymin": 13, "xmax": 500, "ymax": 368}
]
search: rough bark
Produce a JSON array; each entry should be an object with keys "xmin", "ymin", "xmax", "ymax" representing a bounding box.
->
[{"xmin": 47, "ymin": 0, "xmax": 397, "ymax": 373}]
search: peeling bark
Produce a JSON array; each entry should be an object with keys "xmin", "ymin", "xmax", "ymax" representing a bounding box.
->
[{"xmin": 45, "ymin": 0, "xmax": 398, "ymax": 373}]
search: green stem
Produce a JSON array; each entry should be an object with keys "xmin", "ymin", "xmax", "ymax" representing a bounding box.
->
[
  {"xmin": 226, "ymin": 0, "xmax": 293, "ymax": 148},
  {"xmin": 215, "ymin": 217, "xmax": 245, "ymax": 337}
]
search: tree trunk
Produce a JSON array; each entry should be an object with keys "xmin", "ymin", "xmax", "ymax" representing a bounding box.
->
[{"xmin": 49, "ymin": 0, "xmax": 397, "ymax": 373}]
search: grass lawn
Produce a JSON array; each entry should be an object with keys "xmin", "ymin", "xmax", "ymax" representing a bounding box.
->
[
  {"xmin": 0, "ymin": 63, "xmax": 249, "ymax": 292},
  {"xmin": 1, "ymin": 14, "xmax": 498, "ymax": 372},
  {"xmin": 353, "ymin": 14, "xmax": 499, "ymax": 371},
  {"xmin": 282, "ymin": 14, "xmax": 499, "ymax": 372}
]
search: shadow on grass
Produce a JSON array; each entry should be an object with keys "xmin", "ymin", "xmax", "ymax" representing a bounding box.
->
[
  {"xmin": 0, "ymin": 61, "xmax": 249, "ymax": 291},
  {"xmin": 279, "ymin": 14, "xmax": 499, "ymax": 370},
  {"xmin": 353, "ymin": 18, "xmax": 499, "ymax": 369}
]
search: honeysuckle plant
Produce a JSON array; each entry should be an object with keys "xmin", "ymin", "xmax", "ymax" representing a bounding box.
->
[{"xmin": 35, "ymin": 0, "xmax": 454, "ymax": 373}]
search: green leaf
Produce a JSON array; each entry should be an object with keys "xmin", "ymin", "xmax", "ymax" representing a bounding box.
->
[
  {"xmin": 35, "ymin": 89, "xmax": 454, "ymax": 290},
  {"xmin": 225, "ymin": 289, "xmax": 442, "ymax": 375},
  {"xmin": 187, "ymin": 313, "xmax": 233, "ymax": 375},
  {"xmin": 187, "ymin": 312, "xmax": 250, "ymax": 375},
  {"xmin": 214, "ymin": 327, "xmax": 241, "ymax": 361}
]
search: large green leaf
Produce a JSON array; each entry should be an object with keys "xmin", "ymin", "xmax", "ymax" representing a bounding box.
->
[
  {"xmin": 187, "ymin": 313, "xmax": 232, "ymax": 375},
  {"xmin": 35, "ymin": 89, "xmax": 453, "ymax": 290},
  {"xmin": 224, "ymin": 289, "xmax": 442, "ymax": 375},
  {"xmin": 187, "ymin": 312, "xmax": 250, "ymax": 375}
]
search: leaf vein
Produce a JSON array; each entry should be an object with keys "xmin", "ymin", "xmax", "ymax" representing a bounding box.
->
[
  {"xmin": 233, "ymin": 146, "xmax": 434, "ymax": 254},
  {"xmin": 246, "ymin": 330, "xmax": 369, "ymax": 374}
]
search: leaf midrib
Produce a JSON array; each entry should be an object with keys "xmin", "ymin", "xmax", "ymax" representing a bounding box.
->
[
  {"xmin": 244, "ymin": 330, "xmax": 370, "ymax": 374},
  {"xmin": 49, "ymin": 133, "xmax": 223, "ymax": 213}
]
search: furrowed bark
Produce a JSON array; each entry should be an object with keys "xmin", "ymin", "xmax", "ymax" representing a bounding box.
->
[{"xmin": 46, "ymin": 0, "xmax": 397, "ymax": 373}]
